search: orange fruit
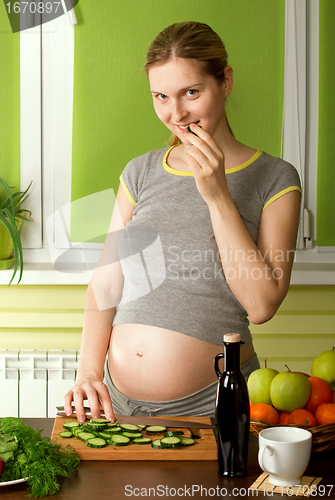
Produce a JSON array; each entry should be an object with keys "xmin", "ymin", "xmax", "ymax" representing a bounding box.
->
[
  {"xmin": 250, "ymin": 403, "xmax": 280, "ymax": 425},
  {"xmin": 279, "ymin": 412, "xmax": 290, "ymax": 425},
  {"xmin": 315, "ymin": 403, "xmax": 335, "ymax": 425},
  {"xmin": 304, "ymin": 377, "xmax": 332, "ymax": 414},
  {"xmin": 288, "ymin": 408, "xmax": 316, "ymax": 427}
]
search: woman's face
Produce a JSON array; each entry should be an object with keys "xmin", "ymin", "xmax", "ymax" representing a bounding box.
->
[{"xmin": 148, "ymin": 57, "xmax": 231, "ymax": 145}]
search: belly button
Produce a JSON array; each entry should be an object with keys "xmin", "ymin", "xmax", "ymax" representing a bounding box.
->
[{"xmin": 136, "ymin": 352, "xmax": 143, "ymax": 357}]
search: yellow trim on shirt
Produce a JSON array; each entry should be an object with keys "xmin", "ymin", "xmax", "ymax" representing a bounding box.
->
[
  {"xmin": 162, "ymin": 146, "xmax": 194, "ymax": 176},
  {"xmin": 163, "ymin": 146, "xmax": 262, "ymax": 176},
  {"xmin": 120, "ymin": 175, "xmax": 136, "ymax": 207},
  {"xmin": 263, "ymin": 186, "xmax": 302, "ymax": 210},
  {"xmin": 225, "ymin": 149, "xmax": 262, "ymax": 174}
]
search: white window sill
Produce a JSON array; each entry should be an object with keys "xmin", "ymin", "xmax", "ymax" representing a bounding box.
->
[
  {"xmin": 0, "ymin": 245, "xmax": 98, "ymax": 285},
  {"xmin": 291, "ymin": 262, "xmax": 335, "ymax": 285},
  {"xmin": 0, "ymin": 262, "xmax": 90, "ymax": 285},
  {"xmin": 1, "ymin": 260, "xmax": 335, "ymax": 286}
]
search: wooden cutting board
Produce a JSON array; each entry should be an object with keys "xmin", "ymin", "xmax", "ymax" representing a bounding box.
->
[{"xmin": 51, "ymin": 415, "xmax": 217, "ymax": 461}]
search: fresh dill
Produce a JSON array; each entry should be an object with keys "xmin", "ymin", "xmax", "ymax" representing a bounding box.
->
[{"xmin": 0, "ymin": 417, "xmax": 80, "ymax": 497}]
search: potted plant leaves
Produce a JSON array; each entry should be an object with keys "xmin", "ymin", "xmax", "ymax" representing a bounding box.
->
[{"xmin": 0, "ymin": 177, "xmax": 33, "ymax": 284}]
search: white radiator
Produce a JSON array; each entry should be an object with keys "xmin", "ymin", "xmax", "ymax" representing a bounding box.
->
[{"xmin": 0, "ymin": 349, "xmax": 80, "ymax": 418}]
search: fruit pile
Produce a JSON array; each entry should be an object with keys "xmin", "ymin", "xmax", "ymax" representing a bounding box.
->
[{"xmin": 247, "ymin": 349, "xmax": 335, "ymax": 427}]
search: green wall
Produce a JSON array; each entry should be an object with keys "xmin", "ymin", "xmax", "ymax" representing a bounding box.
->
[
  {"xmin": 70, "ymin": 0, "xmax": 285, "ymax": 242},
  {"xmin": 317, "ymin": 0, "xmax": 335, "ymax": 246},
  {"xmin": 1, "ymin": 2, "xmax": 334, "ymax": 376},
  {"xmin": 0, "ymin": 285, "xmax": 334, "ymax": 376},
  {"xmin": 0, "ymin": 4, "xmax": 20, "ymax": 193}
]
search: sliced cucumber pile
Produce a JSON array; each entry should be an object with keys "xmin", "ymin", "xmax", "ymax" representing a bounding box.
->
[{"xmin": 59, "ymin": 418, "xmax": 197, "ymax": 450}]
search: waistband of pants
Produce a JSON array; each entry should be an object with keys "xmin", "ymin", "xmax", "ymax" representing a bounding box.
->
[{"xmin": 104, "ymin": 352, "xmax": 259, "ymax": 417}]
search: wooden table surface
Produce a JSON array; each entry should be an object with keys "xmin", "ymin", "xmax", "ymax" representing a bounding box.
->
[{"xmin": 0, "ymin": 418, "xmax": 334, "ymax": 499}]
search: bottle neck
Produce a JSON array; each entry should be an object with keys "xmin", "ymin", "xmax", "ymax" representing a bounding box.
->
[{"xmin": 224, "ymin": 342, "xmax": 240, "ymax": 372}]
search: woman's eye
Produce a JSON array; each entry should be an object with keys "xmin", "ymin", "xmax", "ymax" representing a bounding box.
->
[
  {"xmin": 186, "ymin": 89, "xmax": 198, "ymax": 97},
  {"xmin": 156, "ymin": 94, "xmax": 168, "ymax": 100}
]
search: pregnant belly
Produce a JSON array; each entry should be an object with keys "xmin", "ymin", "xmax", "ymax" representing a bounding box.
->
[{"xmin": 108, "ymin": 324, "xmax": 255, "ymax": 401}]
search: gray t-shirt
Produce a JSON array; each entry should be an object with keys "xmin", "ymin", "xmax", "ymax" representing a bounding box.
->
[{"xmin": 112, "ymin": 146, "xmax": 301, "ymax": 346}]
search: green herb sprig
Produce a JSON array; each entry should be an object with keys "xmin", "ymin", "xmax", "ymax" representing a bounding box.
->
[{"xmin": 0, "ymin": 417, "xmax": 80, "ymax": 497}]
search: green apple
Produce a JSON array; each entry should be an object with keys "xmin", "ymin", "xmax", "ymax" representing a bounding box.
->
[
  {"xmin": 311, "ymin": 350, "xmax": 335, "ymax": 391},
  {"xmin": 247, "ymin": 368, "xmax": 279, "ymax": 405},
  {"xmin": 270, "ymin": 372, "xmax": 311, "ymax": 412}
]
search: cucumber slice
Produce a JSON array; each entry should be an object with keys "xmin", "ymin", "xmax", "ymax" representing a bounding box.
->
[
  {"xmin": 187, "ymin": 124, "xmax": 202, "ymax": 135},
  {"xmin": 104, "ymin": 426, "xmax": 122, "ymax": 434},
  {"xmin": 164, "ymin": 431, "xmax": 184, "ymax": 437},
  {"xmin": 90, "ymin": 418, "xmax": 111, "ymax": 424},
  {"xmin": 85, "ymin": 422, "xmax": 109, "ymax": 431},
  {"xmin": 133, "ymin": 437, "xmax": 152, "ymax": 445},
  {"xmin": 59, "ymin": 430, "xmax": 73, "ymax": 438},
  {"xmin": 77, "ymin": 431, "xmax": 96, "ymax": 442},
  {"xmin": 151, "ymin": 439, "xmax": 163, "ymax": 449},
  {"xmin": 98, "ymin": 432, "xmax": 113, "ymax": 440},
  {"xmin": 63, "ymin": 420, "xmax": 81, "ymax": 430},
  {"xmin": 86, "ymin": 437, "xmax": 107, "ymax": 448},
  {"xmin": 73, "ymin": 427, "xmax": 84, "ymax": 437},
  {"xmin": 160, "ymin": 436, "xmax": 182, "ymax": 448},
  {"xmin": 122, "ymin": 432, "xmax": 143, "ymax": 439},
  {"xmin": 145, "ymin": 425, "xmax": 167, "ymax": 434},
  {"xmin": 136, "ymin": 425, "xmax": 147, "ymax": 430},
  {"xmin": 119, "ymin": 423, "xmax": 140, "ymax": 432},
  {"xmin": 110, "ymin": 434, "xmax": 131, "ymax": 446},
  {"xmin": 179, "ymin": 437, "xmax": 196, "ymax": 446}
]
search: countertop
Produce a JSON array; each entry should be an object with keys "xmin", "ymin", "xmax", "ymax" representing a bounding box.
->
[{"xmin": 0, "ymin": 418, "xmax": 334, "ymax": 499}]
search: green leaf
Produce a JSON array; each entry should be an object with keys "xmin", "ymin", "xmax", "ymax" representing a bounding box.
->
[
  {"xmin": 0, "ymin": 178, "xmax": 32, "ymax": 285},
  {"xmin": 0, "ymin": 210, "xmax": 23, "ymax": 284},
  {"xmin": 0, "ymin": 178, "xmax": 15, "ymax": 218}
]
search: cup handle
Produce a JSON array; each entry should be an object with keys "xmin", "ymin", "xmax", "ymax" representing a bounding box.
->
[{"xmin": 258, "ymin": 445, "xmax": 277, "ymax": 477}]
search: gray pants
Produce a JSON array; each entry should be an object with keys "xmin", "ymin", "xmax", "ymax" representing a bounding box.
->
[{"xmin": 104, "ymin": 353, "xmax": 260, "ymax": 417}]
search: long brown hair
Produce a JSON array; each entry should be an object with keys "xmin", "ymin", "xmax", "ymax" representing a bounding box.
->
[{"xmin": 144, "ymin": 21, "xmax": 233, "ymax": 144}]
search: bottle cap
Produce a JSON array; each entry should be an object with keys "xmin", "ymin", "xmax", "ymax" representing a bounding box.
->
[{"xmin": 223, "ymin": 333, "xmax": 241, "ymax": 343}]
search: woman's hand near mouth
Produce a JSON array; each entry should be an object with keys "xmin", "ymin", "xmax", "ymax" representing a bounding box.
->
[{"xmin": 185, "ymin": 122, "xmax": 229, "ymax": 206}]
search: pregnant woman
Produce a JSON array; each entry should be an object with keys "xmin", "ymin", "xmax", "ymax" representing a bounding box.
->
[{"xmin": 65, "ymin": 21, "xmax": 301, "ymax": 421}]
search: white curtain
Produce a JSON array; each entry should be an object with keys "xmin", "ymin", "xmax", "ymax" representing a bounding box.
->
[{"xmin": 282, "ymin": 0, "xmax": 306, "ymax": 250}]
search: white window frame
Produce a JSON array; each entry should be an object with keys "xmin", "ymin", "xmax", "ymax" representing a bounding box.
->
[
  {"xmin": 19, "ymin": 23, "xmax": 42, "ymax": 250},
  {"xmin": 0, "ymin": 11, "xmax": 92, "ymax": 285},
  {"xmin": 287, "ymin": 0, "xmax": 335, "ymax": 284},
  {"xmin": 1, "ymin": 0, "xmax": 334, "ymax": 286}
]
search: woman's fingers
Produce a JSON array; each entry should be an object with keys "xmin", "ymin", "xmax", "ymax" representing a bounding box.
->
[
  {"xmin": 94, "ymin": 382, "xmax": 116, "ymax": 422},
  {"xmin": 64, "ymin": 389, "xmax": 75, "ymax": 417},
  {"xmin": 72, "ymin": 387, "xmax": 86, "ymax": 422},
  {"xmin": 184, "ymin": 125, "xmax": 227, "ymax": 203},
  {"xmin": 186, "ymin": 126, "xmax": 223, "ymax": 172},
  {"xmin": 64, "ymin": 381, "xmax": 115, "ymax": 423},
  {"xmin": 86, "ymin": 381, "xmax": 115, "ymax": 421},
  {"xmin": 187, "ymin": 123, "xmax": 223, "ymax": 159}
]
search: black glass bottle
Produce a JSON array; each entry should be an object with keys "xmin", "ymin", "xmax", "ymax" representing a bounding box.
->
[{"xmin": 214, "ymin": 333, "xmax": 250, "ymax": 477}]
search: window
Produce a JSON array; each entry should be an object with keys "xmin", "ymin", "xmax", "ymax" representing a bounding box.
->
[{"xmin": 2, "ymin": 0, "xmax": 334, "ymax": 286}]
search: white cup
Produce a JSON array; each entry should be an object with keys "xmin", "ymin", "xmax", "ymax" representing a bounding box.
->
[{"xmin": 258, "ymin": 427, "xmax": 312, "ymax": 487}]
